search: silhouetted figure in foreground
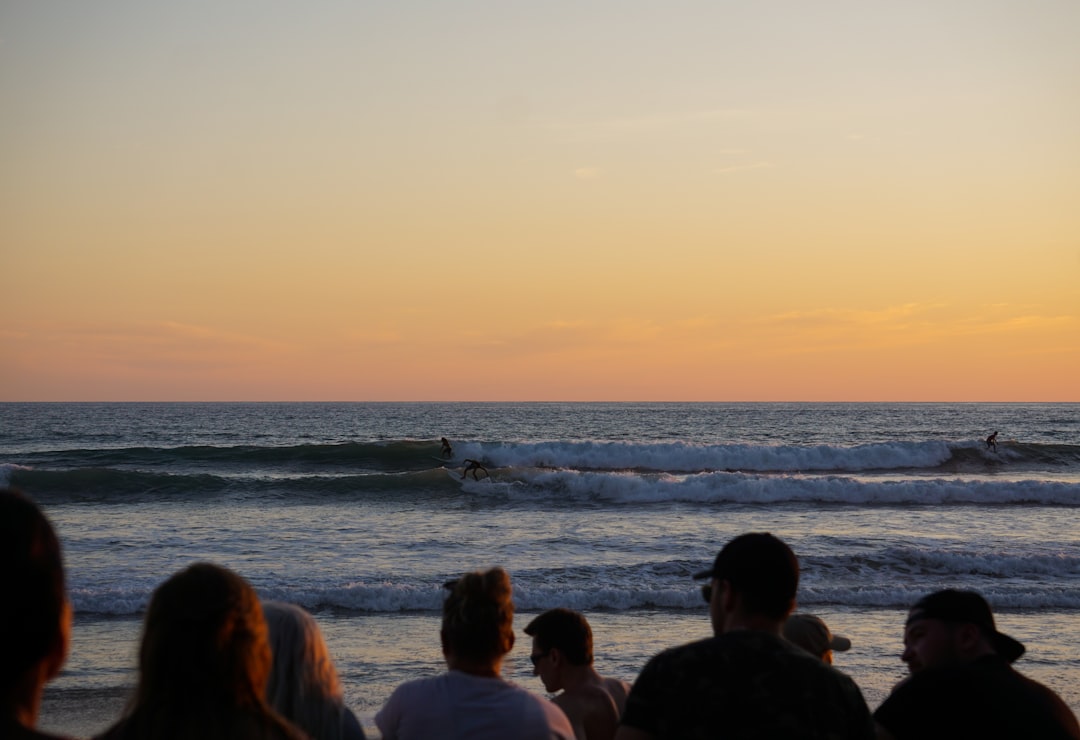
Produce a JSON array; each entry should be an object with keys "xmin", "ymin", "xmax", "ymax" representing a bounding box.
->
[
  {"xmin": 615, "ymin": 532, "xmax": 874, "ymax": 740},
  {"xmin": 783, "ymin": 613, "xmax": 851, "ymax": 665},
  {"xmin": 375, "ymin": 568, "xmax": 573, "ymax": 739},
  {"xmin": 1, "ymin": 488, "xmax": 73, "ymax": 740},
  {"xmin": 874, "ymin": 589, "xmax": 1079, "ymax": 740},
  {"xmin": 263, "ymin": 601, "xmax": 366, "ymax": 739},
  {"xmin": 97, "ymin": 562, "xmax": 306, "ymax": 740},
  {"xmin": 525, "ymin": 608, "xmax": 630, "ymax": 740}
]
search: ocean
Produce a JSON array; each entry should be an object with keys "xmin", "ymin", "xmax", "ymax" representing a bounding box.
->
[{"xmin": 3, "ymin": 402, "xmax": 1078, "ymax": 737}]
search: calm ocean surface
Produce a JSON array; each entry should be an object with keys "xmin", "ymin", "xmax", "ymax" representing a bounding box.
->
[{"xmin": 3, "ymin": 402, "xmax": 1078, "ymax": 737}]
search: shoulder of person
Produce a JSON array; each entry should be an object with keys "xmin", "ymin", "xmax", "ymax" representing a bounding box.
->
[
  {"xmin": 342, "ymin": 706, "xmax": 368, "ymax": 740},
  {"xmin": 1015, "ymin": 672, "xmax": 1080, "ymax": 737},
  {"xmin": 538, "ymin": 696, "xmax": 576, "ymax": 738}
]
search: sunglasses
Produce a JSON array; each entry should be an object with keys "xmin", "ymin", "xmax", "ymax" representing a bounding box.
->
[
  {"xmin": 701, "ymin": 584, "xmax": 713, "ymax": 604},
  {"xmin": 530, "ymin": 650, "xmax": 549, "ymax": 667}
]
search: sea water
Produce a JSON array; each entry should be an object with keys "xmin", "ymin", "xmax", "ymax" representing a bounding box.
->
[{"xmin": 2, "ymin": 402, "xmax": 1078, "ymax": 736}]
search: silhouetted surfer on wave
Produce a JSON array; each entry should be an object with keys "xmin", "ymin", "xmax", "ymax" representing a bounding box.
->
[
  {"xmin": 986, "ymin": 431, "xmax": 999, "ymax": 452},
  {"xmin": 461, "ymin": 459, "xmax": 489, "ymax": 481}
]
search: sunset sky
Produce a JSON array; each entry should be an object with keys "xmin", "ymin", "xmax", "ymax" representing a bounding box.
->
[{"xmin": 3, "ymin": 0, "xmax": 1078, "ymax": 401}]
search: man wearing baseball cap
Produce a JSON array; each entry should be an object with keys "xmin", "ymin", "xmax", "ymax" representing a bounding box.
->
[
  {"xmin": 874, "ymin": 589, "xmax": 1079, "ymax": 739},
  {"xmin": 615, "ymin": 533, "xmax": 874, "ymax": 740},
  {"xmin": 783, "ymin": 613, "xmax": 851, "ymax": 665}
]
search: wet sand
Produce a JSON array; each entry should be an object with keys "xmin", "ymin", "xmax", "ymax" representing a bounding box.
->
[{"xmin": 37, "ymin": 687, "xmax": 129, "ymax": 739}]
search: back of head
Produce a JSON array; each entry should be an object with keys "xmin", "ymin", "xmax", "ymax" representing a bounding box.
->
[
  {"xmin": 134, "ymin": 562, "xmax": 272, "ymax": 718},
  {"xmin": 783, "ymin": 614, "xmax": 851, "ymax": 661},
  {"xmin": 695, "ymin": 532, "xmax": 799, "ymax": 620},
  {"xmin": 0, "ymin": 487, "xmax": 66, "ymax": 695},
  {"xmin": 263, "ymin": 601, "xmax": 345, "ymax": 740},
  {"xmin": 441, "ymin": 567, "xmax": 515, "ymax": 664},
  {"xmin": 524, "ymin": 608, "xmax": 594, "ymax": 666}
]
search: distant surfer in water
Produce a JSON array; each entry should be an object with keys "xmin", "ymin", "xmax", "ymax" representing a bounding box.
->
[
  {"xmin": 461, "ymin": 459, "xmax": 489, "ymax": 480},
  {"xmin": 986, "ymin": 431, "xmax": 998, "ymax": 452},
  {"xmin": 441, "ymin": 437, "xmax": 453, "ymax": 458}
]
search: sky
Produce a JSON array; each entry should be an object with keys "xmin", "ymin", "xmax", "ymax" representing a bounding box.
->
[{"xmin": 2, "ymin": 0, "xmax": 1078, "ymax": 401}]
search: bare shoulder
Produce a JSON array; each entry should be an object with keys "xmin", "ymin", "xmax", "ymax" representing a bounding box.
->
[
  {"xmin": 555, "ymin": 684, "xmax": 620, "ymax": 740},
  {"xmin": 602, "ymin": 676, "xmax": 632, "ymax": 713},
  {"xmin": 555, "ymin": 682, "xmax": 617, "ymax": 714}
]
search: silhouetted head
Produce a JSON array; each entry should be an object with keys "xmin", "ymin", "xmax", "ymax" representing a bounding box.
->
[
  {"xmin": 783, "ymin": 613, "xmax": 851, "ymax": 663},
  {"xmin": 524, "ymin": 607, "xmax": 594, "ymax": 666},
  {"xmin": 901, "ymin": 589, "xmax": 1024, "ymax": 673},
  {"xmin": 262, "ymin": 602, "xmax": 344, "ymax": 739},
  {"xmin": 136, "ymin": 562, "xmax": 271, "ymax": 710},
  {"xmin": 695, "ymin": 532, "xmax": 799, "ymax": 620},
  {"xmin": 0, "ymin": 487, "xmax": 68, "ymax": 694},
  {"xmin": 441, "ymin": 568, "xmax": 515, "ymax": 665}
]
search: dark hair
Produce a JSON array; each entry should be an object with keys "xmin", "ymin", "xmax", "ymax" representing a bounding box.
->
[
  {"xmin": 0, "ymin": 487, "xmax": 66, "ymax": 693},
  {"xmin": 103, "ymin": 562, "xmax": 303, "ymax": 740},
  {"xmin": 441, "ymin": 567, "xmax": 515, "ymax": 663},
  {"xmin": 524, "ymin": 608, "xmax": 594, "ymax": 666},
  {"xmin": 698, "ymin": 533, "xmax": 799, "ymax": 620}
]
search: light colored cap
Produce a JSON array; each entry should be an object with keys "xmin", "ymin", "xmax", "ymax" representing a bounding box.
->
[{"xmin": 783, "ymin": 613, "xmax": 851, "ymax": 658}]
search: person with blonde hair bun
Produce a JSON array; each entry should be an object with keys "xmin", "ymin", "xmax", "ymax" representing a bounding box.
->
[
  {"xmin": 376, "ymin": 567, "xmax": 573, "ymax": 740},
  {"xmin": 262, "ymin": 602, "xmax": 365, "ymax": 740},
  {"xmin": 96, "ymin": 562, "xmax": 305, "ymax": 740}
]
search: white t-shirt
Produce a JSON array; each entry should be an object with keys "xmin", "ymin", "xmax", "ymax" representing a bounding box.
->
[{"xmin": 375, "ymin": 670, "xmax": 574, "ymax": 740}]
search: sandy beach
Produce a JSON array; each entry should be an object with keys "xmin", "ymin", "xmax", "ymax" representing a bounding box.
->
[{"xmin": 38, "ymin": 688, "xmax": 128, "ymax": 739}]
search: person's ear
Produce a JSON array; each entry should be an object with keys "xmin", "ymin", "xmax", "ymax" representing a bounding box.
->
[
  {"xmin": 720, "ymin": 579, "xmax": 737, "ymax": 612},
  {"xmin": 955, "ymin": 622, "xmax": 983, "ymax": 653}
]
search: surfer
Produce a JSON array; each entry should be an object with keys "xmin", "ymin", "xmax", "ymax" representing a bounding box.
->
[
  {"xmin": 986, "ymin": 431, "xmax": 998, "ymax": 452},
  {"xmin": 440, "ymin": 437, "xmax": 453, "ymax": 458},
  {"xmin": 461, "ymin": 459, "xmax": 489, "ymax": 481}
]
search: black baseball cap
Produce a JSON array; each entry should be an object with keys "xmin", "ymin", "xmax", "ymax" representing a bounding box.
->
[{"xmin": 693, "ymin": 533, "xmax": 799, "ymax": 618}]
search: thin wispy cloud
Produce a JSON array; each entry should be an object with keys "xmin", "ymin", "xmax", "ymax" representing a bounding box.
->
[
  {"xmin": 714, "ymin": 162, "xmax": 775, "ymax": 174},
  {"xmin": 749, "ymin": 304, "xmax": 1079, "ymax": 355},
  {"xmin": 541, "ymin": 108, "xmax": 754, "ymax": 139},
  {"xmin": 761, "ymin": 304, "xmax": 937, "ymax": 327}
]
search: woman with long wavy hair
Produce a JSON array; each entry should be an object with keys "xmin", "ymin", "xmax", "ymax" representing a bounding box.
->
[{"xmin": 97, "ymin": 562, "xmax": 306, "ymax": 740}]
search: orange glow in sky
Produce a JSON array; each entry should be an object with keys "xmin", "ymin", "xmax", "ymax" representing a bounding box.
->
[{"xmin": 2, "ymin": 1, "xmax": 1078, "ymax": 401}]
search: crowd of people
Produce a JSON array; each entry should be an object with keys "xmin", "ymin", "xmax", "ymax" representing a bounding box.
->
[{"xmin": 5, "ymin": 486, "xmax": 1078, "ymax": 740}]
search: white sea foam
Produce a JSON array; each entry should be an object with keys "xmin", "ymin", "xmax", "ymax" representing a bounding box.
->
[
  {"xmin": 0, "ymin": 462, "xmax": 32, "ymax": 487},
  {"xmin": 461, "ymin": 440, "xmax": 956, "ymax": 473}
]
